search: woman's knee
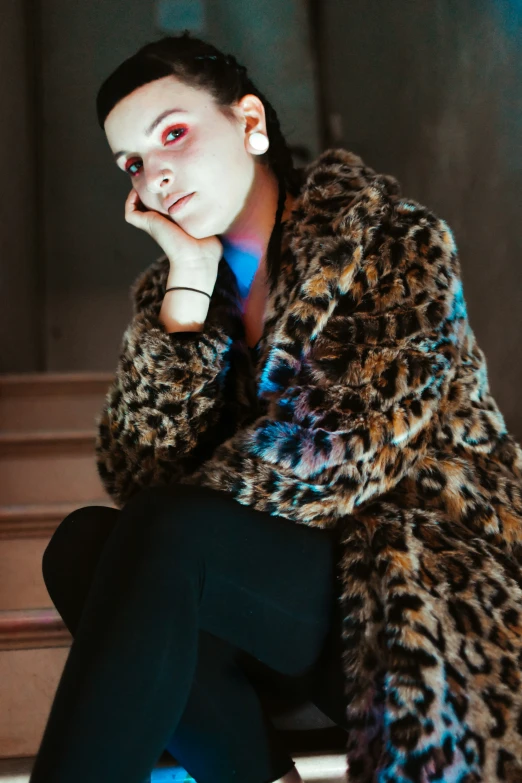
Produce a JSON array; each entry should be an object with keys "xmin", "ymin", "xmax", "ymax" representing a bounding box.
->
[{"xmin": 42, "ymin": 505, "xmax": 118, "ymax": 590}]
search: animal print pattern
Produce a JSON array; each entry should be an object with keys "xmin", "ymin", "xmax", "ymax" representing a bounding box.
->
[{"xmin": 95, "ymin": 148, "xmax": 522, "ymax": 781}]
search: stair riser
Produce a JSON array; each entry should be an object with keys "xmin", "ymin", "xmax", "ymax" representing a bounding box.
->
[
  {"xmin": 0, "ymin": 538, "xmax": 57, "ymax": 612},
  {"xmin": 0, "ymin": 646, "xmax": 69, "ymax": 757},
  {"xmin": 0, "ymin": 452, "xmax": 106, "ymax": 506},
  {"xmin": 0, "ymin": 394, "xmax": 104, "ymax": 433}
]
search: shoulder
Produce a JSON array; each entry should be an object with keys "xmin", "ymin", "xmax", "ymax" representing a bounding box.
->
[
  {"xmin": 354, "ymin": 193, "xmax": 461, "ymax": 315},
  {"xmin": 288, "ymin": 147, "xmax": 461, "ymax": 317}
]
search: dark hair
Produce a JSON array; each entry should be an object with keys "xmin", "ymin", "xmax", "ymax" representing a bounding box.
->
[{"xmin": 96, "ymin": 32, "xmax": 305, "ymax": 290}]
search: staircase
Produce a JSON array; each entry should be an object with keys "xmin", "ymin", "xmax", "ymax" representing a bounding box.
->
[
  {"xmin": 0, "ymin": 372, "xmax": 116, "ymax": 762},
  {"xmin": 0, "ymin": 372, "xmax": 347, "ymax": 782}
]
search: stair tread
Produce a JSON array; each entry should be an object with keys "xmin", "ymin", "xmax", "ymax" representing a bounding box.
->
[
  {"xmin": 0, "ymin": 606, "xmax": 71, "ymax": 650},
  {"xmin": 0, "ymin": 607, "xmax": 61, "ymax": 621},
  {"xmin": 0, "ymin": 429, "xmax": 96, "ymax": 443}
]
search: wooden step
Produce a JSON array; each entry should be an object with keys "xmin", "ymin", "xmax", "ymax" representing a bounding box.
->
[
  {"xmin": 0, "ymin": 608, "xmax": 69, "ymax": 755},
  {"xmin": 0, "ymin": 538, "xmax": 55, "ymax": 612},
  {"xmin": 0, "ymin": 431, "xmax": 110, "ymax": 505},
  {"xmin": 0, "ymin": 372, "xmax": 112, "ymax": 433},
  {"xmin": 0, "ymin": 608, "xmax": 70, "ymax": 651},
  {"xmin": 0, "ymin": 645, "xmax": 70, "ymax": 758}
]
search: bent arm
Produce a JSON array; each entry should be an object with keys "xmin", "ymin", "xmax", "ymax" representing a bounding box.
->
[{"xmin": 95, "ymin": 254, "xmax": 240, "ymax": 507}]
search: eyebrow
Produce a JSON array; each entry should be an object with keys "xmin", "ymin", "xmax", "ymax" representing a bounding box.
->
[{"xmin": 112, "ymin": 108, "xmax": 188, "ymax": 161}]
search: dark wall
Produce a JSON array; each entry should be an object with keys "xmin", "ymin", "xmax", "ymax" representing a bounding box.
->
[
  {"xmin": 317, "ymin": 0, "xmax": 522, "ymax": 439},
  {"xmin": 0, "ymin": 1, "xmax": 40, "ymax": 372}
]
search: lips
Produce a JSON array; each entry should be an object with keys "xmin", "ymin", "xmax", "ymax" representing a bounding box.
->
[{"xmin": 165, "ymin": 192, "xmax": 194, "ymax": 211}]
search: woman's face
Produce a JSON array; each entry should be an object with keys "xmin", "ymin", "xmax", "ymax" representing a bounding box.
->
[{"xmin": 104, "ymin": 75, "xmax": 266, "ymax": 238}]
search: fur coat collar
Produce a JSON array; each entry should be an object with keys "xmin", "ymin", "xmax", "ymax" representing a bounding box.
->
[{"xmin": 96, "ymin": 147, "xmax": 522, "ymax": 781}]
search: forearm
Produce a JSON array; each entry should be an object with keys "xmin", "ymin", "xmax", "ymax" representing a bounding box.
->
[{"xmin": 94, "ymin": 251, "xmax": 239, "ymax": 507}]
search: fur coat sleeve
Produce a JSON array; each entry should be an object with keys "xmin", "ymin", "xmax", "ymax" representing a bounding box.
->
[{"xmin": 94, "ymin": 254, "xmax": 243, "ymax": 505}]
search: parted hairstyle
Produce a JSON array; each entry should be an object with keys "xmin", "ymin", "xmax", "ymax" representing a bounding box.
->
[{"xmin": 95, "ymin": 31, "xmax": 305, "ymax": 289}]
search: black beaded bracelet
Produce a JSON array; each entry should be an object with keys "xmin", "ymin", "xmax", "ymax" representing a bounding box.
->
[{"xmin": 165, "ymin": 286, "xmax": 211, "ymax": 300}]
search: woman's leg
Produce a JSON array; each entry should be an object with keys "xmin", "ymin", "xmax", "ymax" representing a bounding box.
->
[
  {"xmin": 165, "ymin": 630, "xmax": 299, "ymax": 783},
  {"xmin": 42, "ymin": 504, "xmax": 296, "ymax": 783},
  {"xmin": 31, "ymin": 483, "xmax": 343, "ymax": 783}
]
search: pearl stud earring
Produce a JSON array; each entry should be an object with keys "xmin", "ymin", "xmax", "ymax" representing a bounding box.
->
[{"xmin": 249, "ymin": 132, "xmax": 269, "ymax": 153}]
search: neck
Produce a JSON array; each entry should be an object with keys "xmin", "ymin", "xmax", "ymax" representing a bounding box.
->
[{"xmin": 219, "ymin": 164, "xmax": 294, "ymax": 301}]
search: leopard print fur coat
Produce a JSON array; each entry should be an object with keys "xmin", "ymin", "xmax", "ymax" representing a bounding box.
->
[{"xmin": 95, "ymin": 148, "xmax": 522, "ymax": 781}]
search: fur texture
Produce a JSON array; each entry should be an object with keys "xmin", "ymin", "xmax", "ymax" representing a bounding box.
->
[{"xmin": 95, "ymin": 148, "xmax": 522, "ymax": 781}]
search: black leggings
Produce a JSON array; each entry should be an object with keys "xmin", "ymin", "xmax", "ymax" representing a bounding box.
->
[{"xmin": 30, "ymin": 483, "xmax": 347, "ymax": 783}]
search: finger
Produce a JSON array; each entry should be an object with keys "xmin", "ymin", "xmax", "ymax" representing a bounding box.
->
[
  {"xmin": 125, "ymin": 189, "xmax": 147, "ymax": 227},
  {"xmin": 125, "ymin": 189, "xmax": 142, "ymax": 213}
]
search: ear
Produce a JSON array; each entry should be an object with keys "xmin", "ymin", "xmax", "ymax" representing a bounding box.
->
[{"xmin": 234, "ymin": 93, "xmax": 268, "ymax": 139}]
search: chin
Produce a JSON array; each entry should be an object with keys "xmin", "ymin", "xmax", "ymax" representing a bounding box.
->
[
  {"xmin": 179, "ymin": 222, "xmax": 212, "ymax": 240},
  {"xmin": 183, "ymin": 215, "xmax": 226, "ymax": 240}
]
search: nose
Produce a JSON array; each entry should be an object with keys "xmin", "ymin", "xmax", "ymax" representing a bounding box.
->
[{"xmin": 145, "ymin": 162, "xmax": 174, "ymax": 194}]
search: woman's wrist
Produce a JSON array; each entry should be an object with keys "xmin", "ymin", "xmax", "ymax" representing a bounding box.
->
[
  {"xmin": 160, "ymin": 264, "xmax": 215, "ymax": 333},
  {"xmin": 165, "ymin": 285, "xmax": 211, "ymax": 300},
  {"xmin": 160, "ymin": 288, "xmax": 210, "ymax": 333},
  {"xmin": 166, "ymin": 266, "xmax": 215, "ymax": 297}
]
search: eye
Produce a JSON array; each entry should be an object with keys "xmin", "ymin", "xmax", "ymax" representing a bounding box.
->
[
  {"xmin": 125, "ymin": 160, "xmax": 142, "ymax": 176},
  {"xmin": 124, "ymin": 126, "xmax": 188, "ymax": 176},
  {"xmin": 164, "ymin": 126, "xmax": 188, "ymax": 144}
]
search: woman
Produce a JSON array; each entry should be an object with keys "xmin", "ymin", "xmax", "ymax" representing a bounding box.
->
[{"xmin": 32, "ymin": 32, "xmax": 522, "ymax": 783}]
